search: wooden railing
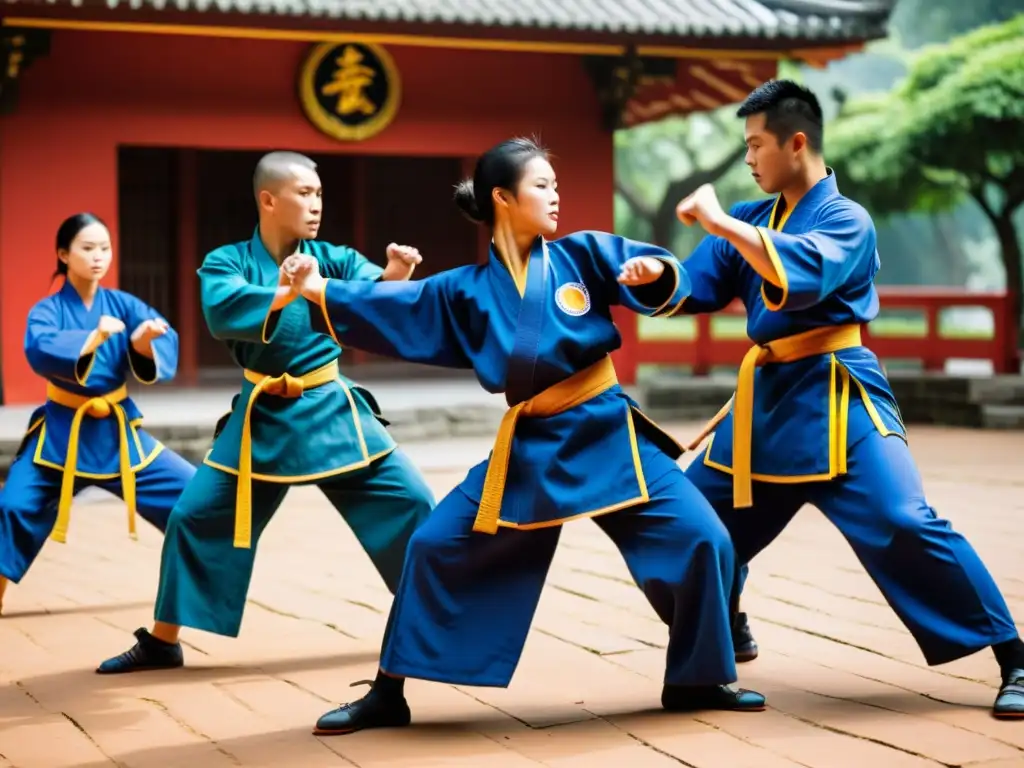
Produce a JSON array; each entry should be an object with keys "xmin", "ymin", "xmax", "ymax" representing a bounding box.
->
[{"xmin": 611, "ymin": 288, "xmax": 1020, "ymax": 384}]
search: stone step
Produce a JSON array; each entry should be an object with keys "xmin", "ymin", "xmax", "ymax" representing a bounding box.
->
[
  {"xmin": 980, "ymin": 404, "xmax": 1024, "ymax": 430},
  {"xmin": 887, "ymin": 371, "xmax": 1024, "ymax": 406}
]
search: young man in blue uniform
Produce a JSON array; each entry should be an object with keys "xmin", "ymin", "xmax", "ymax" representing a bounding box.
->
[{"xmin": 674, "ymin": 80, "xmax": 1023, "ymax": 719}]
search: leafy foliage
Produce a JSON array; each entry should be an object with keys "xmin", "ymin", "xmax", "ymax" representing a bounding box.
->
[
  {"xmin": 830, "ymin": 16, "xmax": 1024, "ymax": 220},
  {"xmin": 889, "ymin": 0, "xmax": 1023, "ymax": 49}
]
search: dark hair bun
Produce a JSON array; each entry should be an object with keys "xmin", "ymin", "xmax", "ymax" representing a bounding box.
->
[{"xmin": 453, "ymin": 179, "xmax": 482, "ymax": 223}]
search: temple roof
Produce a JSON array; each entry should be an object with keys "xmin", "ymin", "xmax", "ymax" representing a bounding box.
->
[{"xmin": 3, "ymin": 0, "xmax": 896, "ymax": 42}]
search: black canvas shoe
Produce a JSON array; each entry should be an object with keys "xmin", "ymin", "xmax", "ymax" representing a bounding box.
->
[{"xmin": 96, "ymin": 627, "xmax": 183, "ymax": 674}]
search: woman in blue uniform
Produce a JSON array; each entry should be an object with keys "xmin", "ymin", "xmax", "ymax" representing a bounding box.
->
[
  {"xmin": 284, "ymin": 137, "xmax": 765, "ymax": 735},
  {"xmin": 0, "ymin": 213, "xmax": 196, "ymax": 614}
]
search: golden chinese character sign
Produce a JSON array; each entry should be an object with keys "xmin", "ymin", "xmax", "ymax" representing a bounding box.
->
[{"xmin": 298, "ymin": 41, "xmax": 401, "ymax": 142}]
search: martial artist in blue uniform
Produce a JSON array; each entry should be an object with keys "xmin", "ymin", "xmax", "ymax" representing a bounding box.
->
[
  {"xmin": 95, "ymin": 151, "xmax": 435, "ymax": 673},
  {"xmin": 0, "ymin": 213, "xmax": 195, "ymax": 613},
  {"xmin": 286, "ymin": 138, "xmax": 766, "ymax": 735},
  {"xmin": 673, "ymin": 80, "xmax": 1024, "ymax": 719}
]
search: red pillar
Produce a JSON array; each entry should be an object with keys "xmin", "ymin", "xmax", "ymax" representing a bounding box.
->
[{"xmin": 176, "ymin": 148, "xmax": 199, "ymax": 386}]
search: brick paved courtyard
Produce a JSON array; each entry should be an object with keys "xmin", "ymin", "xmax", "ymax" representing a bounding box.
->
[{"xmin": 1, "ymin": 423, "xmax": 1022, "ymax": 767}]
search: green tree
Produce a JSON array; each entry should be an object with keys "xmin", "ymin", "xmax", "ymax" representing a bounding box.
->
[
  {"xmin": 829, "ymin": 15, "xmax": 1024, "ymax": 328},
  {"xmin": 889, "ymin": 0, "xmax": 1022, "ymax": 48},
  {"xmin": 615, "ymin": 110, "xmax": 746, "ymax": 249}
]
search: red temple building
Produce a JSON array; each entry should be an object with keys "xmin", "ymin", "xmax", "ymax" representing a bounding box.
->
[{"xmin": 0, "ymin": 0, "xmax": 895, "ymax": 403}]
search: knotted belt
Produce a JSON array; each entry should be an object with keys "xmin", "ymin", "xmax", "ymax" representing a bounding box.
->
[
  {"xmin": 473, "ymin": 355, "xmax": 619, "ymax": 534},
  {"xmin": 686, "ymin": 324, "xmax": 863, "ymax": 508},
  {"xmin": 234, "ymin": 360, "xmax": 339, "ymax": 548},
  {"xmin": 45, "ymin": 382, "xmax": 134, "ymax": 543}
]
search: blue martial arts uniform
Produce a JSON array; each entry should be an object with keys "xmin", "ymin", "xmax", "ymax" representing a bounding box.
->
[
  {"xmin": 312, "ymin": 231, "xmax": 740, "ymax": 688},
  {"xmin": 679, "ymin": 170, "xmax": 1019, "ymax": 665},
  {"xmin": 0, "ymin": 280, "xmax": 195, "ymax": 584},
  {"xmin": 151, "ymin": 229, "xmax": 434, "ymax": 638}
]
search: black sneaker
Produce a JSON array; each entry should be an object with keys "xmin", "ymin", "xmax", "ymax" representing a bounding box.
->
[
  {"xmin": 733, "ymin": 611, "xmax": 758, "ymax": 663},
  {"xmin": 95, "ymin": 627, "xmax": 183, "ymax": 674}
]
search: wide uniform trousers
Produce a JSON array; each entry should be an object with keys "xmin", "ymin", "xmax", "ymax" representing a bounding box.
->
[
  {"xmin": 0, "ymin": 432, "xmax": 195, "ymax": 583},
  {"xmin": 685, "ymin": 405, "xmax": 1019, "ymax": 666},
  {"xmin": 377, "ymin": 435, "xmax": 739, "ymax": 688},
  {"xmin": 153, "ymin": 448, "xmax": 435, "ymax": 637}
]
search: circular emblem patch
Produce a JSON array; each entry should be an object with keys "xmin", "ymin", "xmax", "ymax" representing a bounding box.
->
[{"xmin": 555, "ymin": 282, "xmax": 591, "ymax": 316}]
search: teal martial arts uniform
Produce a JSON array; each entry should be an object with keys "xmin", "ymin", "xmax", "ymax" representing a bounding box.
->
[
  {"xmin": 147, "ymin": 229, "xmax": 433, "ymax": 639},
  {"xmin": 311, "ymin": 232, "xmax": 743, "ymax": 692},
  {"xmin": 0, "ymin": 281, "xmax": 195, "ymax": 586},
  {"xmin": 678, "ymin": 170, "xmax": 1019, "ymax": 667}
]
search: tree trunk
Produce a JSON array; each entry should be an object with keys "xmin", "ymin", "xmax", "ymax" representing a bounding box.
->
[
  {"xmin": 615, "ymin": 143, "xmax": 747, "ymax": 248},
  {"xmin": 651, "ymin": 144, "xmax": 747, "ymax": 247},
  {"xmin": 992, "ymin": 210, "xmax": 1023, "ymax": 341},
  {"xmin": 969, "ymin": 186, "xmax": 1021, "ymax": 370}
]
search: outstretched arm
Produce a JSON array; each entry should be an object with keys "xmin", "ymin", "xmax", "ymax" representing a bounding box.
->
[
  {"xmin": 286, "ymin": 255, "xmax": 475, "ymax": 369},
  {"xmin": 317, "ymin": 242, "xmax": 423, "ymax": 283},
  {"xmin": 578, "ymin": 232, "xmax": 691, "ymax": 316}
]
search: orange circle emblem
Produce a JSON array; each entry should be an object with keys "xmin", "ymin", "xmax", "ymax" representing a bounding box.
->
[{"xmin": 555, "ymin": 282, "xmax": 591, "ymax": 316}]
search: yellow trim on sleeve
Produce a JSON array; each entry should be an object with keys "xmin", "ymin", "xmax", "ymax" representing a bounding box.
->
[
  {"xmin": 260, "ymin": 299, "xmax": 280, "ymax": 344},
  {"xmin": 758, "ymin": 193, "xmax": 798, "ymax": 311},
  {"xmin": 318, "ymin": 279, "xmax": 342, "ymax": 346},
  {"xmin": 128, "ymin": 346, "xmax": 160, "ymax": 385},
  {"xmin": 648, "ymin": 258, "xmax": 682, "ymax": 316},
  {"xmin": 663, "ymin": 295, "xmax": 688, "ymax": 317},
  {"xmin": 74, "ymin": 329, "xmax": 108, "ymax": 386},
  {"xmin": 757, "ymin": 227, "xmax": 790, "ymax": 311}
]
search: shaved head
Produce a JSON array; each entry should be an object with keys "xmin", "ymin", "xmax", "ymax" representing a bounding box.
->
[
  {"xmin": 254, "ymin": 150, "xmax": 324, "ymax": 240},
  {"xmin": 253, "ymin": 151, "xmax": 318, "ymax": 201}
]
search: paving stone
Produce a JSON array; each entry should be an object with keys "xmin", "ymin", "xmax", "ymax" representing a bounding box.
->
[{"xmin": 1, "ymin": 423, "xmax": 1022, "ymax": 766}]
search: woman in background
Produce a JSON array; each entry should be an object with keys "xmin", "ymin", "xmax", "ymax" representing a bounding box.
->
[{"xmin": 0, "ymin": 213, "xmax": 195, "ymax": 618}]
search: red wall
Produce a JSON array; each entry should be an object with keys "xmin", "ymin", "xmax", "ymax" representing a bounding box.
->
[{"xmin": 0, "ymin": 29, "xmax": 613, "ymax": 404}]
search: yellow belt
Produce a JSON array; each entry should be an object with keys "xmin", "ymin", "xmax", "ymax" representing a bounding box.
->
[
  {"xmin": 45, "ymin": 382, "xmax": 134, "ymax": 544},
  {"xmin": 234, "ymin": 360, "xmax": 340, "ymax": 548},
  {"xmin": 687, "ymin": 324, "xmax": 862, "ymax": 509},
  {"xmin": 474, "ymin": 355, "xmax": 619, "ymax": 535}
]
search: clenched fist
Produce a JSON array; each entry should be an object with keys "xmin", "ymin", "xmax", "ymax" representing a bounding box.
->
[
  {"xmin": 131, "ymin": 318, "xmax": 168, "ymax": 357},
  {"xmin": 676, "ymin": 183, "xmax": 727, "ymax": 234},
  {"xmin": 383, "ymin": 243, "xmax": 422, "ymax": 281},
  {"xmin": 97, "ymin": 315, "xmax": 126, "ymax": 336},
  {"xmin": 281, "ymin": 254, "xmax": 325, "ymax": 300}
]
